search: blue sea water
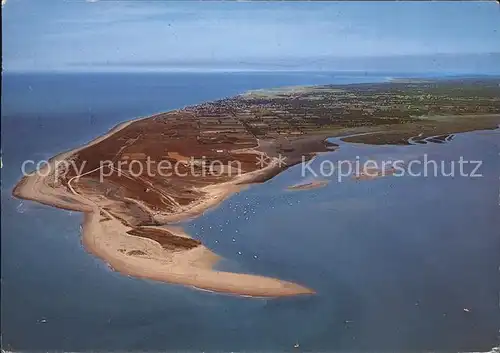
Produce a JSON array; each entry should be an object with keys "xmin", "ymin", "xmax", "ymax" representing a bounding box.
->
[{"xmin": 1, "ymin": 72, "xmax": 499, "ymax": 352}]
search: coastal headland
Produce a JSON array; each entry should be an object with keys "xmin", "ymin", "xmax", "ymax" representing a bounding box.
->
[{"xmin": 13, "ymin": 79, "xmax": 500, "ymax": 297}]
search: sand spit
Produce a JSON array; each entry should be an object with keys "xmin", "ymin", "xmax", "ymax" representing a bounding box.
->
[
  {"xmin": 82, "ymin": 212, "xmax": 313, "ymax": 297},
  {"xmin": 353, "ymin": 167, "xmax": 398, "ymax": 181},
  {"xmin": 287, "ymin": 180, "xmax": 329, "ymax": 191}
]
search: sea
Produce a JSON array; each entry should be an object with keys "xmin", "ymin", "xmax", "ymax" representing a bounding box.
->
[{"xmin": 1, "ymin": 71, "xmax": 499, "ymax": 352}]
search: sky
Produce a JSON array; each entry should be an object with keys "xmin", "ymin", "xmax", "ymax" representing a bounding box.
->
[{"xmin": 2, "ymin": 0, "xmax": 500, "ymax": 73}]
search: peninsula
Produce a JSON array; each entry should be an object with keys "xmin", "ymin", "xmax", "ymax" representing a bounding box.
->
[{"xmin": 13, "ymin": 79, "xmax": 500, "ymax": 296}]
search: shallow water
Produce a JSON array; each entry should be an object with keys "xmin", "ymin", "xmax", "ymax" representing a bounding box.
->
[{"xmin": 2, "ymin": 72, "xmax": 499, "ymax": 351}]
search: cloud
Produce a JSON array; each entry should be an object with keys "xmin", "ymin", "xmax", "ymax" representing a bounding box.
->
[{"xmin": 3, "ymin": 1, "xmax": 500, "ymax": 72}]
